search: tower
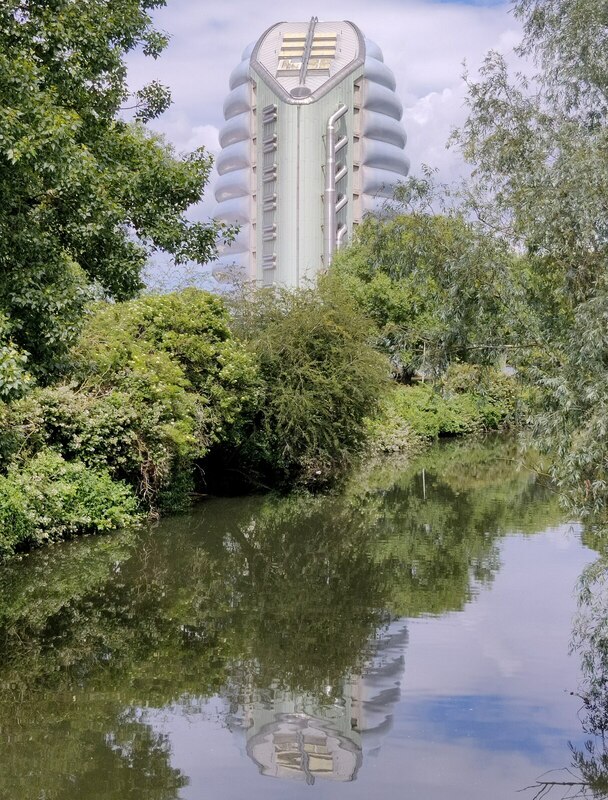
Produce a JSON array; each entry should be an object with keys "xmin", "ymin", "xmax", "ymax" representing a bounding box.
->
[{"xmin": 213, "ymin": 18, "xmax": 409, "ymax": 287}]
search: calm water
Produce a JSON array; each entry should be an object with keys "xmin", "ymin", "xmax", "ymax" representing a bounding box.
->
[{"xmin": 0, "ymin": 437, "xmax": 602, "ymax": 799}]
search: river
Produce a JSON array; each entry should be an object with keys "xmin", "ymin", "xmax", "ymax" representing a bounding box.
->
[{"xmin": 0, "ymin": 436, "xmax": 605, "ymax": 799}]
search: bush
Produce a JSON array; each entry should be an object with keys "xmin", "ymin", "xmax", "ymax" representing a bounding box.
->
[
  {"xmin": 0, "ymin": 450, "xmax": 139, "ymax": 559},
  {"xmin": 58, "ymin": 290, "xmax": 257, "ymax": 508},
  {"xmin": 368, "ymin": 365, "xmax": 519, "ymax": 447},
  {"xmin": 0, "ymin": 289, "xmax": 259, "ymax": 512},
  {"xmin": 227, "ymin": 276, "xmax": 390, "ymax": 487},
  {"xmin": 440, "ymin": 363, "xmax": 520, "ymax": 428},
  {"xmin": 383, "ymin": 384, "xmax": 479, "ymax": 438}
]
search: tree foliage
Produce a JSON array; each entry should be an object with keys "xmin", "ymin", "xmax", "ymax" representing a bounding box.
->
[
  {"xmin": 0, "ymin": 0, "xmax": 231, "ymax": 378},
  {"xmin": 227, "ymin": 276, "xmax": 389, "ymax": 487},
  {"xmin": 332, "ymin": 178, "xmax": 526, "ymax": 380},
  {"xmin": 454, "ymin": 0, "xmax": 608, "ymax": 516}
]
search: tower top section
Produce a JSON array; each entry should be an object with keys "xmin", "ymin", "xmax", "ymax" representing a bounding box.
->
[
  {"xmin": 214, "ymin": 18, "xmax": 409, "ymax": 286},
  {"xmin": 251, "ymin": 18, "xmax": 365, "ymax": 104}
]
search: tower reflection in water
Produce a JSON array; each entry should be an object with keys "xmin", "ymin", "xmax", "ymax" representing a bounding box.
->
[{"xmin": 229, "ymin": 619, "xmax": 408, "ymax": 783}]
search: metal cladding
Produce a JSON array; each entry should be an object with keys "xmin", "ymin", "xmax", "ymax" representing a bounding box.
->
[{"xmin": 213, "ymin": 19, "xmax": 409, "ymax": 286}]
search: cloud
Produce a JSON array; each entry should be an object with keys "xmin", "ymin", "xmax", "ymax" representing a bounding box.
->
[
  {"xmin": 404, "ymin": 86, "xmax": 470, "ymax": 183},
  {"xmin": 126, "ymin": 0, "xmax": 526, "ymax": 287},
  {"xmin": 127, "ymin": 1, "xmax": 522, "ymax": 182}
]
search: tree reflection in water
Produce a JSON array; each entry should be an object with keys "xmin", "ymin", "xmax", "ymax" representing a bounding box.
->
[
  {"xmin": 0, "ymin": 437, "xmax": 563, "ymax": 798},
  {"xmin": 527, "ymin": 539, "xmax": 608, "ymax": 800},
  {"xmin": 566, "ymin": 548, "xmax": 608, "ymax": 800}
]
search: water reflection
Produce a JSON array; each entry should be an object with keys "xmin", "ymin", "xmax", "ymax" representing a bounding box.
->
[
  {"xmin": 228, "ymin": 620, "xmax": 408, "ymax": 784},
  {"xmin": 0, "ymin": 437, "xmax": 569, "ymax": 798},
  {"xmin": 519, "ymin": 529, "xmax": 608, "ymax": 800},
  {"xmin": 563, "ymin": 549, "xmax": 608, "ymax": 799}
]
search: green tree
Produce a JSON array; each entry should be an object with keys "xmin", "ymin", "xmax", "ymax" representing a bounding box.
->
[
  {"xmin": 332, "ymin": 178, "xmax": 526, "ymax": 380},
  {"xmin": 454, "ymin": 0, "xmax": 608, "ymax": 516},
  {"xmin": 0, "ymin": 0, "xmax": 231, "ymax": 383}
]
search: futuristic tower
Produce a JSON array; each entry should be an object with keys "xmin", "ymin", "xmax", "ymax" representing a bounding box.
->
[{"xmin": 213, "ymin": 18, "xmax": 409, "ymax": 287}]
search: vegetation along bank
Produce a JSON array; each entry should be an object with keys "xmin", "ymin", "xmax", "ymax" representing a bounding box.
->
[
  {"xmin": 2, "ymin": 0, "xmax": 608, "ymax": 555},
  {"xmin": 0, "ymin": 274, "xmax": 522, "ymax": 559}
]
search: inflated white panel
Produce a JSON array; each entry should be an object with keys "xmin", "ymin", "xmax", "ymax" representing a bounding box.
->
[
  {"xmin": 219, "ymin": 112, "xmax": 252, "ymax": 148},
  {"xmin": 364, "ymin": 37, "xmax": 383, "ymax": 62},
  {"xmin": 361, "ymin": 109, "xmax": 407, "ymax": 148},
  {"xmin": 214, "ymin": 172, "xmax": 250, "ymax": 203},
  {"xmin": 241, "ymin": 41, "xmax": 255, "ymax": 60},
  {"xmin": 361, "ymin": 138, "xmax": 409, "ymax": 175},
  {"xmin": 216, "ymin": 140, "xmax": 251, "ymax": 176},
  {"xmin": 362, "ymin": 81, "xmax": 403, "ymax": 120},
  {"xmin": 363, "ymin": 56, "xmax": 396, "ymax": 91},
  {"xmin": 223, "ymin": 83, "xmax": 251, "ymax": 120},
  {"xmin": 361, "ymin": 165, "xmax": 408, "ymax": 197},
  {"xmin": 214, "ymin": 195, "xmax": 250, "ymax": 225},
  {"xmin": 229, "ymin": 58, "xmax": 250, "ymax": 90},
  {"xmin": 357, "ymin": 37, "xmax": 408, "ymax": 215}
]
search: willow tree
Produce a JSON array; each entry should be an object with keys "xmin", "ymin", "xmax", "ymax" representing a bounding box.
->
[{"xmin": 455, "ymin": 0, "xmax": 608, "ymax": 516}]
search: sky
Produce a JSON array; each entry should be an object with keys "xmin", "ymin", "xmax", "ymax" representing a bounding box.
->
[
  {"xmin": 145, "ymin": 525, "xmax": 595, "ymax": 800},
  {"xmin": 125, "ymin": 0, "xmax": 523, "ymax": 285}
]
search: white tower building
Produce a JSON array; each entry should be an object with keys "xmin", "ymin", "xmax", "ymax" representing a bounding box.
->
[{"xmin": 213, "ymin": 18, "xmax": 409, "ymax": 287}]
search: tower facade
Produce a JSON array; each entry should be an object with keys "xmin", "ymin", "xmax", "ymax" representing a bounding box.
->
[{"xmin": 213, "ymin": 18, "xmax": 409, "ymax": 287}]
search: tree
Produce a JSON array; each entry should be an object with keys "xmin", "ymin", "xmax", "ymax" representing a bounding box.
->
[
  {"xmin": 454, "ymin": 0, "xmax": 608, "ymax": 516},
  {"xmin": 0, "ymin": 0, "xmax": 232, "ymax": 384},
  {"xmin": 332, "ymin": 177, "xmax": 526, "ymax": 380}
]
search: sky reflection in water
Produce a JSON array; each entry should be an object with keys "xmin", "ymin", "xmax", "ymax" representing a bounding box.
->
[{"xmin": 0, "ymin": 437, "xmax": 598, "ymax": 799}]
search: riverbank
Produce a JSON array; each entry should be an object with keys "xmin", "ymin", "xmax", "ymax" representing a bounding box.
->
[
  {"xmin": 366, "ymin": 365, "xmax": 521, "ymax": 454},
  {"xmin": 0, "ymin": 285, "xmax": 523, "ymax": 561},
  {"xmin": 0, "ymin": 435, "xmax": 591, "ymax": 799}
]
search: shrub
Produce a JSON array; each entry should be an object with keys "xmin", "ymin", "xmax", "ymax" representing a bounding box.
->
[
  {"xmin": 440, "ymin": 363, "xmax": 520, "ymax": 428},
  {"xmin": 368, "ymin": 365, "xmax": 519, "ymax": 446},
  {"xmin": 66, "ymin": 289, "xmax": 257, "ymax": 507},
  {"xmin": 228, "ymin": 276, "xmax": 390, "ymax": 487},
  {"xmin": 383, "ymin": 384, "xmax": 479, "ymax": 438},
  {"xmin": 0, "ymin": 450, "xmax": 139, "ymax": 559},
  {"xmin": 0, "ymin": 289, "xmax": 259, "ymax": 512}
]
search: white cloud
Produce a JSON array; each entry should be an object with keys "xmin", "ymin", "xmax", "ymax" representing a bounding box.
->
[
  {"xmin": 127, "ymin": 0, "xmax": 527, "ymax": 292},
  {"xmin": 404, "ymin": 86, "xmax": 469, "ymax": 183},
  {"xmin": 127, "ymin": 1, "xmax": 522, "ymax": 182}
]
